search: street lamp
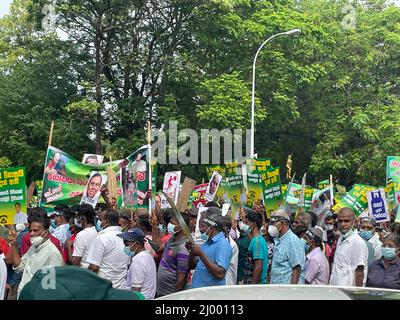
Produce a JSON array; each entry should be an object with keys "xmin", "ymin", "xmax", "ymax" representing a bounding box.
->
[{"xmin": 250, "ymin": 28, "xmax": 301, "ymax": 158}]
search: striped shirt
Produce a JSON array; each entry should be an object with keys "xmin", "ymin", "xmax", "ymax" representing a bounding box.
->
[{"xmin": 270, "ymin": 229, "xmax": 305, "ymax": 284}]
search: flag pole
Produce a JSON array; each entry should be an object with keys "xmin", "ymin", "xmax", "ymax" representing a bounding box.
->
[
  {"xmin": 48, "ymin": 120, "xmax": 54, "ymax": 147},
  {"xmin": 147, "ymin": 120, "xmax": 152, "ymax": 215}
]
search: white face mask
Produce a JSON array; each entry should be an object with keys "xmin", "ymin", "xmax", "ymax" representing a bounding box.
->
[
  {"xmin": 325, "ymin": 224, "xmax": 334, "ymax": 231},
  {"xmin": 268, "ymin": 225, "xmax": 280, "ymax": 238},
  {"xmin": 31, "ymin": 230, "xmax": 46, "ymax": 247}
]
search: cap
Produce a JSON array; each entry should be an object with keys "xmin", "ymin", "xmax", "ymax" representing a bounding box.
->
[
  {"xmin": 360, "ymin": 217, "xmax": 377, "ymax": 226},
  {"xmin": 19, "ymin": 265, "xmax": 145, "ymax": 300},
  {"xmin": 117, "ymin": 228, "xmax": 145, "ymax": 243},
  {"xmin": 270, "ymin": 209, "xmax": 290, "ymax": 223},
  {"xmin": 305, "ymin": 227, "xmax": 322, "ymax": 244},
  {"xmin": 48, "ymin": 210, "xmax": 63, "ymax": 217}
]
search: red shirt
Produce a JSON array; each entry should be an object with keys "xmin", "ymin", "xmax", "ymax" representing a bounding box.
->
[{"xmin": 0, "ymin": 237, "xmax": 10, "ymax": 256}]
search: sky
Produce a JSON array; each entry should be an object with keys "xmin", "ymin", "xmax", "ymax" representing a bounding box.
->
[{"xmin": 0, "ymin": 0, "xmax": 13, "ymax": 18}]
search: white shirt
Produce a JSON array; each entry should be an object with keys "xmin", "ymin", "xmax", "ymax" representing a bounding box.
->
[
  {"xmin": 14, "ymin": 239, "xmax": 63, "ymax": 297},
  {"xmin": 72, "ymin": 226, "xmax": 98, "ymax": 269},
  {"xmin": 0, "ymin": 258, "xmax": 6, "ymax": 300},
  {"xmin": 86, "ymin": 226, "xmax": 130, "ymax": 289},
  {"xmin": 125, "ymin": 250, "xmax": 156, "ymax": 299},
  {"xmin": 369, "ymin": 233, "xmax": 382, "ymax": 260},
  {"xmin": 225, "ymin": 236, "xmax": 239, "ymax": 286},
  {"xmin": 13, "ymin": 212, "xmax": 28, "ymax": 225},
  {"xmin": 329, "ymin": 231, "xmax": 368, "ymax": 286}
]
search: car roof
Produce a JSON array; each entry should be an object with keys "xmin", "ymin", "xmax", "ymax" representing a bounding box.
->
[{"xmin": 156, "ymin": 285, "xmax": 400, "ymax": 300}]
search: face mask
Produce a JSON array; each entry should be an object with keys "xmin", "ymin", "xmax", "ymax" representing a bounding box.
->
[
  {"xmin": 124, "ymin": 245, "xmax": 135, "ymax": 257},
  {"xmin": 300, "ymin": 238, "xmax": 309, "ymax": 252},
  {"xmin": 95, "ymin": 219, "xmax": 103, "ymax": 232},
  {"xmin": 74, "ymin": 217, "xmax": 83, "ymax": 228},
  {"xmin": 340, "ymin": 229, "xmax": 354, "ymax": 239},
  {"xmin": 200, "ymin": 226, "xmax": 211, "ymax": 242},
  {"xmin": 359, "ymin": 230, "xmax": 373, "ymax": 241},
  {"xmin": 50, "ymin": 219, "xmax": 57, "ymax": 230},
  {"xmin": 31, "ymin": 230, "xmax": 46, "ymax": 247},
  {"xmin": 158, "ymin": 224, "xmax": 166, "ymax": 233},
  {"xmin": 268, "ymin": 225, "xmax": 280, "ymax": 238},
  {"xmin": 167, "ymin": 223, "xmax": 177, "ymax": 235},
  {"xmin": 239, "ymin": 221, "xmax": 251, "ymax": 235},
  {"xmin": 260, "ymin": 225, "xmax": 266, "ymax": 235},
  {"xmin": 293, "ymin": 225, "xmax": 307, "ymax": 236},
  {"xmin": 382, "ymin": 247, "xmax": 398, "ymax": 260},
  {"xmin": 325, "ymin": 225, "xmax": 334, "ymax": 231}
]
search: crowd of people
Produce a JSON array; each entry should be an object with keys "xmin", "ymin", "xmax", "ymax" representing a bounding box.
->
[{"xmin": 0, "ymin": 197, "xmax": 399, "ymax": 300}]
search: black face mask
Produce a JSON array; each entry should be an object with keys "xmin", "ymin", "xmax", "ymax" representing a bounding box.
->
[{"xmin": 292, "ymin": 225, "xmax": 307, "ymax": 235}]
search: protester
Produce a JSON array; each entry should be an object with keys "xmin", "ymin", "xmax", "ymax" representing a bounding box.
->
[
  {"xmin": 235, "ymin": 217, "xmax": 250, "ymax": 285},
  {"xmin": 329, "ymin": 208, "xmax": 368, "ymax": 287},
  {"xmin": 8, "ymin": 207, "xmax": 63, "ymax": 297},
  {"xmin": 18, "ymin": 265, "xmax": 144, "ymax": 300},
  {"xmin": 269, "ymin": 209, "xmax": 305, "ymax": 284},
  {"xmin": 359, "ymin": 217, "xmax": 382, "ymax": 260},
  {"xmin": 0, "ymin": 242, "xmax": 8, "ymax": 300},
  {"xmin": 119, "ymin": 213, "xmax": 132, "ymax": 232},
  {"xmin": 71, "ymin": 204, "xmax": 98, "ymax": 268},
  {"xmin": 150, "ymin": 208, "xmax": 173, "ymax": 268},
  {"xmin": 153, "ymin": 214, "xmax": 191, "ymax": 297},
  {"xmin": 87, "ymin": 209, "xmax": 130, "ymax": 288},
  {"xmin": 240, "ymin": 208, "xmax": 268, "ymax": 284},
  {"xmin": 366, "ymin": 234, "xmax": 400, "ymax": 290},
  {"xmin": 292, "ymin": 211, "xmax": 313, "ymax": 238},
  {"xmin": 324, "ymin": 212, "xmax": 337, "ymax": 247},
  {"xmin": 138, "ymin": 215, "xmax": 155, "ymax": 256},
  {"xmin": 302, "ymin": 228, "xmax": 330, "ymax": 285},
  {"xmin": 186, "ymin": 211, "xmax": 232, "ymax": 288},
  {"xmin": 221, "ymin": 215, "xmax": 239, "ymax": 286},
  {"xmin": 117, "ymin": 228, "xmax": 157, "ymax": 299}
]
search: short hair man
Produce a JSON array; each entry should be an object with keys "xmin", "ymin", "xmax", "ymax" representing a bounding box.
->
[
  {"xmin": 359, "ymin": 217, "xmax": 382, "ymax": 260},
  {"xmin": 186, "ymin": 211, "xmax": 232, "ymax": 288},
  {"xmin": 8, "ymin": 207, "xmax": 63, "ymax": 298},
  {"xmin": 268, "ymin": 209, "xmax": 305, "ymax": 284},
  {"xmin": 117, "ymin": 228, "xmax": 156, "ymax": 299},
  {"xmin": 221, "ymin": 214, "xmax": 239, "ymax": 285},
  {"xmin": 329, "ymin": 207, "xmax": 368, "ymax": 287},
  {"xmin": 87, "ymin": 209, "xmax": 130, "ymax": 288},
  {"xmin": 292, "ymin": 212, "xmax": 313, "ymax": 238},
  {"xmin": 71, "ymin": 204, "xmax": 98, "ymax": 268},
  {"xmin": 240, "ymin": 208, "xmax": 268, "ymax": 284},
  {"xmin": 13, "ymin": 202, "xmax": 27, "ymax": 225},
  {"xmin": 302, "ymin": 228, "xmax": 330, "ymax": 285}
]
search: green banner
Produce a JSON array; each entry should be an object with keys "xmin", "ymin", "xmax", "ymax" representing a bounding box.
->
[
  {"xmin": 332, "ymin": 184, "xmax": 376, "ymax": 216},
  {"xmin": 385, "ymin": 181, "xmax": 395, "ymax": 212},
  {"xmin": 225, "ymin": 161, "xmax": 243, "ymax": 219},
  {"xmin": 261, "ymin": 167, "xmax": 283, "ymax": 218},
  {"xmin": 40, "ymin": 146, "xmax": 149, "ymax": 211},
  {"xmin": 0, "ymin": 167, "xmax": 27, "ymax": 225},
  {"xmin": 206, "ymin": 165, "xmax": 226, "ymax": 202},
  {"xmin": 318, "ymin": 179, "xmax": 330, "ymax": 190},
  {"xmin": 303, "ymin": 186, "xmax": 315, "ymax": 210},
  {"xmin": 283, "ymin": 182, "xmax": 301, "ymax": 205},
  {"xmin": 245, "ymin": 158, "xmax": 271, "ymax": 206}
]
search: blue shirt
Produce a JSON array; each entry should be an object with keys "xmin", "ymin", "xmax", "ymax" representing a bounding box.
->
[
  {"xmin": 270, "ymin": 229, "xmax": 305, "ymax": 284},
  {"xmin": 244, "ymin": 234, "xmax": 268, "ymax": 284},
  {"xmin": 191, "ymin": 232, "xmax": 232, "ymax": 288}
]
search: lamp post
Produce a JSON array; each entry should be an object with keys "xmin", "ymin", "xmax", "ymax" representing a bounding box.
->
[{"xmin": 250, "ymin": 28, "xmax": 301, "ymax": 158}]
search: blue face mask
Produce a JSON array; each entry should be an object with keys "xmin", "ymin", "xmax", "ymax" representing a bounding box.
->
[
  {"xmin": 382, "ymin": 247, "xmax": 398, "ymax": 260},
  {"xmin": 158, "ymin": 224, "xmax": 166, "ymax": 233},
  {"xmin": 95, "ymin": 219, "xmax": 103, "ymax": 232},
  {"xmin": 124, "ymin": 246, "xmax": 135, "ymax": 257},
  {"xmin": 167, "ymin": 223, "xmax": 177, "ymax": 235},
  {"xmin": 200, "ymin": 226, "xmax": 211, "ymax": 242},
  {"xmin": 239, "ymin": 221, "xmax": 252, "ymax": 235},
  {"xmin": 50, "ymin": 219, "xmax": 57, "ymax": 230},
  {"xmin": 359, "ymin": 230, "xmax": 373, "ymax": 241}
]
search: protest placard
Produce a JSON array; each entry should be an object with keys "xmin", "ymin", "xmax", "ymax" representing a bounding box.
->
[{"xmin": 367, "ymin": 188, "xmax": 390, "ymax": 223}]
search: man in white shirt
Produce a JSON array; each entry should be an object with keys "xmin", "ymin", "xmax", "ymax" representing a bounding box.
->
[
  {"xmin": 118, "ymin": 228, "xmax": 156, "ymax": 299},
  {"xmin": 13, "ymin": 202, "xmax": 27, "ymax": 225},
  {"xmin": 8, "ymin": 207, "xmax": 63, "ymax": 298},
  {"xmin": 71, "ymin": 204, "xmax": 98, "ymax": 268},
  {"xmin": 222, "ymin": 215, "xmax": 238, "ymax": 285},
  {"xmin": 330, "ymin": 207, "xmax": 368, "ymax": 287},
  {"xmin": 87, "ymin": 209, "xmax": 130, "ymax": 289}
]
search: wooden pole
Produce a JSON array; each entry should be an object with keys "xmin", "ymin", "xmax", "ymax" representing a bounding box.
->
[{"xmin": 48, "ymin": 120, "xmax": 54, "ymax": 146}]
